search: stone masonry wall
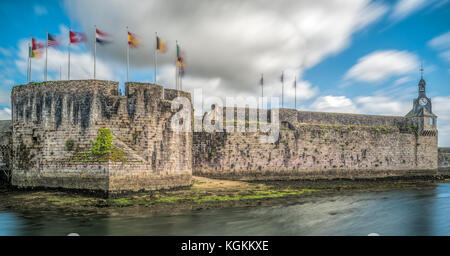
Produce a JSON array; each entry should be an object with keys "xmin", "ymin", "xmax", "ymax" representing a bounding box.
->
[
  {"xmin": 439, "ymin": 147, "xmax": 450, "ymax": 171},
  {"xmin": 11, "ymin": 80, "xmax": 192, "ymax": 194}
]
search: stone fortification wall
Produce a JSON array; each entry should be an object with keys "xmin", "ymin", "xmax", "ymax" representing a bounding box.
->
[
  {"xmin": 439, "ymin": 147, "xmax": 450, "ymax": 171},
  {"xmin": 11, "ymin": 80, "xmax": 192, "ymax": 195},
  {"xmin": 193, "ymin": 107, "xmax": 438, "ymax": 180}
]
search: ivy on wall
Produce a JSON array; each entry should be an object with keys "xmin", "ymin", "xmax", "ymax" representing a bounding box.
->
[{"xmin": 91, "ymin": 128, "xmax": 113, "ymax": 155}]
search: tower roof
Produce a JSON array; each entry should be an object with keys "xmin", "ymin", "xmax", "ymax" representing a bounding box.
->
[{"xmin": 418, "ymin": 77, "xmax": 426, "ymax": 87}]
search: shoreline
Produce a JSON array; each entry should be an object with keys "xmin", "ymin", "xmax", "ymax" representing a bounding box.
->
[{"xmin": 1, "ymin": 175, "xmax": 449, "ymax": 217}]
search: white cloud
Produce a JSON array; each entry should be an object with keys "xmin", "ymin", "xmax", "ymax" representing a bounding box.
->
[
  {"xmin": 310, "ymin": 95, "xmax": 410, "ymax": 116},
  {"xmin": 390, "ymin": 0, "xmax": 428, "ymax": 20},
  {"xmin": 0, "ymin": 89, "xmax": 11, "ymax": 106},
  {"xmin": 428, "ymin": 31, "xmax": 450, "ymax": 63},
  {"xmin": 345, "ymin": 50, "xmax": 419, "ymax": 83},
  {"xmin": 354, "ymin": 96, "xmax": 410, "ymax": 115},
  {"xmin": 428, "ymin": 31, "xmax": 450, "ymax": 50},
  {"xmin": 34, "ymin": 5, "xmax": 48, "ymax": 16},
  {"xmin": 393, "ymin": 76, "xmax": 412, "ymax": 86},
  {"xmin": 0, "ymin": 47, "xmax": 11, "ymax": 57},
  {"xmin": 0, "ymin": 108, "xmax": 11, "ymax": 120},
  {"xmin": 440, "ymin": 50, "xmax": 450, "ymax": 63},
  {"xmin": 310, "ymin": 95, "xmax": 358, "ymax": 113},
  {"xmin": 65, "ymin": 0, "xmax": 387, "ymax": 99}
]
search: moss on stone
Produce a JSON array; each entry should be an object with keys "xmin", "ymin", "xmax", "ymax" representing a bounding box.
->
[{"xmin": 70, "ymin": 148, "xmax": 128, "ymax": 162}]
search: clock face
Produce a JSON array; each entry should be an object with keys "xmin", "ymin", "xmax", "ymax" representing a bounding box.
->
[{"xmin": 419, "ymin": 97, "xmax": 428, "ymax": 106}]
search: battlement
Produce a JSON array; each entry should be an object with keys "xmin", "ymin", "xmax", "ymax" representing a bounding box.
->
[
  {"xmin": 204, "ymin": 106, "xmax": 411, "ymax": 129},
  {"xmin": 12, "ymin": 80, "xmax": 190, "ymax": 129}
]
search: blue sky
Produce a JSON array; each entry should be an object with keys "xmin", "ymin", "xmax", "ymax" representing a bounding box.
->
[{"xmin": 0, "ymin": 0, "xmax": 449, "ymax": 145}]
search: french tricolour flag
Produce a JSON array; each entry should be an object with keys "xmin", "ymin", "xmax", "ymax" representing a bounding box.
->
[{"xmin": 96, "ymin": 29, "xmax": 112, "ymax": 45}]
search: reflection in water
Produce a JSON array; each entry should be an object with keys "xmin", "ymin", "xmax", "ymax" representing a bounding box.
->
[{"xmin": 1, "ymin": 183, "xmax": 450, "ymax": 236}]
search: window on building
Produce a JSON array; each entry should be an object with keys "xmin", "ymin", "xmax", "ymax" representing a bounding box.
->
[{"xmin": 429, "ymin": 118, "xmax": 433, "ymax": 126}]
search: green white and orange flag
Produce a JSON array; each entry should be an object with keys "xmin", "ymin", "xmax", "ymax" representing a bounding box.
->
[{"xmin": 177, "ymin": 43, "xmax": 184, "ymax": 76}]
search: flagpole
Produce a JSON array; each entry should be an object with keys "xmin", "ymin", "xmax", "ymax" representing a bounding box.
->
[
  {"xmin": 294, "ymin": 76, "xmax": 297, "ymax": 110},
  {"xmin": 27, "ymin": 43, "xmax": 30, "ymax": 83},
  {"xmin": 45, "ymin": 30, "xmax": 48, "ymax": 82},
  {"xmin": 154, "ymin": 32, "xmax": 157, "ymax": 85},
  {"xmin": 60, "ymin": 65, "xmax": 62, "ymax": 80},
  {"xmin": 180, "ymin": 69, "xmax": 182, "ymax": 91},
  {"xmin": 30, "ymin": 34, "xmax": 32, "ymax": 82},
  {"xmin": 68, "ymin": 27, "xmax": 71, "ymax": 80},
  {"xmin": 126, "ymin": 26, "xmax": 129, "ymax": 82},
  {"xmin": 175, "ymin": 41, "xmax": 178, "ymax": 90},
  {"xmin": 281, "ymin": 71, "xmax": 284, "ymax": 108},
  {"xmin": 261, "ymin": 74, "xmax": 264, "ymax": 99},
  {"xmin": 94, "ymin": 25, "xmax": 96, "ymax": 80}
]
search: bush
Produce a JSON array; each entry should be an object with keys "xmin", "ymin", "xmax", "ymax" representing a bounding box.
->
[
  {"xmin": 65, "ymin": 139, "xmax": 75, "ymax": 151},
  {"xmin": 91, "ymin": 128, "xmax": 113, "ymax": 155}
]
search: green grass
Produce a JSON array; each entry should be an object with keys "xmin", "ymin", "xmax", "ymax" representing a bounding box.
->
[
  {"xmin": 40, "ymin": 187, "xmax": 318, "ymax": 208},
  {"xmin": 106, "ymin": 198, "xmax": 133, "ymax": 206},
  {"xmin": 192, "ymin": 189, "xmax": 316, "ymax": 203}
]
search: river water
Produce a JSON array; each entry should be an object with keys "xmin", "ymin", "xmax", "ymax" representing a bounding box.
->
[{"xmin": 1, "ymin": 183, "xmax": 450, "ymax": 236}]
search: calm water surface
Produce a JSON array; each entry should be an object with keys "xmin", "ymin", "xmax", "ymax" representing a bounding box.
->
[{"xmin": 1, "ymin": 183, "xmax": 450, "ymax": 236}]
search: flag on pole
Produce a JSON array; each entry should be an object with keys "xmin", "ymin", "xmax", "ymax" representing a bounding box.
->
[
  {"xmin": 29, "ymin": 44, "xmax": 39, "ymax": 58},
  {"xmin": 47, "ymin": 33, "xmax": 59, "ymax": 47},
  {"xmin": 175, "ymin": 42, "xmax": 184, "ymax": 90},
  {"xmin": 280, "ymin": 72, "xmax": 284, "ymax": 83},
  {"xmin": 177, "ymin": 58, "xmax": 184, "ymax": 71},
  {"xmin": 178, "ymin": 57, "xmax": 185, "ymax": 78},
  {"xmin": 177, "ymin": 44, "xmax": 184, "ymax": 73},
  {"xmin": 69, "ymin": 31, "xmax": 86, "ymax": 44},
  {"xmin": 93, "ymin": 27, "xmax": 112, "ymax": 79},
  {"xmin": 128, "ymin": 32, "xmax": 139, "ymax": 47},
  {"xmin": 67, "ymin": 29, "xmax": 85, "ymax": 80},
  {"xmin": 96, "ymin": 29, "xmax": 112, "ymax": 44},
  {"xmin": 126, "ymin": 29, "xmax": 140, "ymax": 81},
  {"xmin": 30, "ymin": 38, "xmax": 43, "ymax": 58},
  {"xmin": 156, "ymin": 36, "xmax": 166, "ymax": 52},
  {"xmin": 32, "ymin": 38, "xmax": 44, "ymax": 50}
]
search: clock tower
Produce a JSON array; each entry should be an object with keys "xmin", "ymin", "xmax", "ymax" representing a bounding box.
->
[{"xmin": 405, "ymin": 69, "xmax": 437, "ymax": 133}]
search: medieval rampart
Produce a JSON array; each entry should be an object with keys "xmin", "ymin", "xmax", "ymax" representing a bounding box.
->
[
  {"xmin": 11, "ymin": 80, "xmax": 192, "ymax": 195},
  {"xmin": 439, "ymin": 147, "xmax": 450, "ymax": 171},
  {"xmin": 193, "ymin": 108, "xmax": 438, "ymax": 180}
]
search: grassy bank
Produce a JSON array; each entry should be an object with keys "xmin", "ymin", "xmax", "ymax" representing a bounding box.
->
[{"xmin": 0, "ymin": 177, "xmax": 317, "ymax": 213}]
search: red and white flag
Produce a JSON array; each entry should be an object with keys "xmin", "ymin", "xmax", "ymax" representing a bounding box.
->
[
  {"xmin": 69, "ymin": 30, "xmax": 86, "ymax": 44},
  {"xmin": 32, "ymin": 38, "xmax": 44, "ymax": 50}
]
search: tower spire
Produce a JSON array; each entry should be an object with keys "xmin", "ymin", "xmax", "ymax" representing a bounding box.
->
[{"xmin": 420, "ymin": 61, "xmax": 424, "ymax": 79}]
